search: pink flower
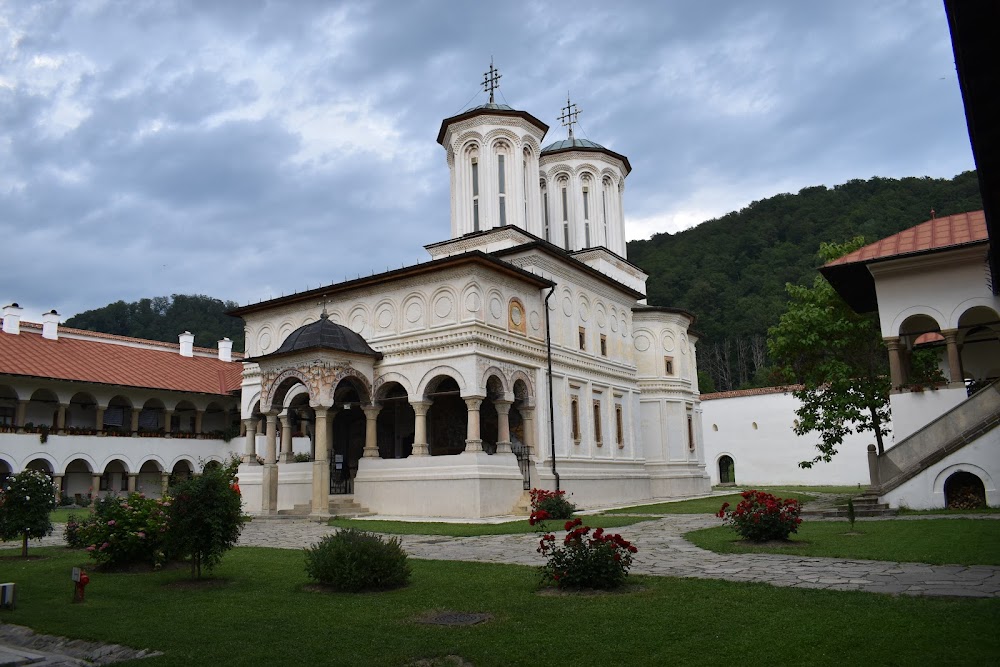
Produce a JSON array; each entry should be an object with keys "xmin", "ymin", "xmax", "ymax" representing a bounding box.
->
[{"xmin": 107, "ymin": 520, "xmax": 116, "ymax": 526}]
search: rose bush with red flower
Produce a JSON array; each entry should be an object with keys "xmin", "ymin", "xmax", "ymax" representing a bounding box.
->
[
  {"xmin": 536, "ymin": 517, "xmax": 637, "ymax": 589},
  {"xmin": 529, "ymin": 488, "xmax": 577, "ymax": 521},
  {"xmin": 717, "ymin": 490, "xmax": 802, "ymax": 542}
]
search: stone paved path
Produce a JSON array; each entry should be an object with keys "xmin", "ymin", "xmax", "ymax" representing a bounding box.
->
[{"xmin": 234, "ymin": 514, "xmax": 1000, "ymax": 598}]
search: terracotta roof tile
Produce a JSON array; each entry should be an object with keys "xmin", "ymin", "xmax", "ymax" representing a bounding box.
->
[
  {"xmin": 824, "ymin": 210, "xmax": 987, "ymax": 267},
  {"xmin": 0, "ymin": 327, "xmax": 242, "ymax": 395},
  {"xmin": 700, "ymin": 385, "xmax": 803, "ymax": 401}
]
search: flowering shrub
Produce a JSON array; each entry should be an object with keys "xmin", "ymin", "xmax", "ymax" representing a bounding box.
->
[
  {"xmin": 74, "ymin": 492, "xmax": 173, "ymax": 569},
  {"xmin": 717, "ymin": 490, "xmax": 802, "ymax": 542},
  {"xmin": 529, "ymin": 488, "xmax": 576, "ymax": 522},
  {"xmin": 537, "ymin": 518, "xmax": 637, "ymax": 590},
  {"xmin": 0, "ymin": 469, "xmax": 58, "ymax": 557}
]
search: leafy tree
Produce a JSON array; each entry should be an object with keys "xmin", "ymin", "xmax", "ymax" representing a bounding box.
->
[
  {"xmin": 168, "ymin": 458, "xmax": 245, "ymax": 577},
  {"xmin": 0, "ymin": 470, "xmax": 58, "ymax": 557},
  {"xmin": 768, "ymin": 239, "xmax": 891, "ymax": 467}
]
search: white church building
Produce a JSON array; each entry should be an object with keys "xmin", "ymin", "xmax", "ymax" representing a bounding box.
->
[{"xmin": 232, "ymin": 71, "xmax": 710, "ymax": 518}]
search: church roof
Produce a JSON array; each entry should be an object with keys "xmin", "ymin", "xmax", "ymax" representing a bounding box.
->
[
  {"xmin": 540, "ymin": 136, "xmax": 632, "ymax": 175},
  {"xmin": 820, "ymin": 210, "xmax": 988, "ymax": 313},
  {"xmin": 256, "ymin": 315, "xmax": 382, "ymax": 361},
  {"xmin": 436, "ymin": 106, "xmax": 549, "ymax": 146},
  {"xmin": 0, "ymin": 323, "xmax": 242, "ymax": 396}
]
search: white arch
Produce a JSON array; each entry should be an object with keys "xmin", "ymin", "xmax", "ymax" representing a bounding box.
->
[
  {"xmin": 479, "ymin": 366, "xmax": 511, "ymax": 397},
  {"xmin": 891, "ymin": 306, "xmax": 947, "ymax": 337},
  {"xmin": 135, "ymin": 455, "xmax": 168, "ymax": 472},
  {"xmin": 416, "ymin": 365, "xmax": 468, "ymax": 398},
  {"xmin": 933, "ymin": 463, "xmax": 995, "ymax": 496},
  {"xmin": 374, "ymin": 371, "xmax": 414, "ymax": 402},
  {"xmin": 62, "ymin": 453, "xmax": 100, "ymax": 474}
]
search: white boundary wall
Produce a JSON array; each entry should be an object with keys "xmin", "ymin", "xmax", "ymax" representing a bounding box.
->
[{"xmin": 701, "ymin": 389, "xmax": 874, "ymax": 486}]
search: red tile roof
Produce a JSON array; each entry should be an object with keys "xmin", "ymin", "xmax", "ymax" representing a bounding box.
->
[
  {"xmin": 0, "ymin": 326, "xmax": 242, "ymax": 396},
  {"xmin": 824, "ymin": 210, "xmax": 987, "ymax": 268},
  {"xmin": 700, "ymin": 385, "xmax": 803, "ymax": 401}
]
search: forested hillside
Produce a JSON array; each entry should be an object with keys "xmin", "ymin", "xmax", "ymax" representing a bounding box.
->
[
  {"xmin": 65, "ymin": 295, "xmax": 245, "ymax": 352},
  {"xmin": 627, "ymin": 172, "xmax": 983, "ymax": 391}
]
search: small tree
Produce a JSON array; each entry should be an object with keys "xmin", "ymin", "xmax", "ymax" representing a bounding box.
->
[
  {"xmin": 0, "ymin": 469, "xmax": 58, "ymax": 557},
  {"xmin": 168, "ymin": 460, "xmax": 244, "ymax": 577},
  {"xmin": 768, "ymin": 238, "xmax": 892, "ymax": 467}
]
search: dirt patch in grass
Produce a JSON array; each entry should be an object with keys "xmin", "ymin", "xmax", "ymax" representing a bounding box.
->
[{"xmin": 536, "ymin": 584, "xmax": 648, "ymax": 596}]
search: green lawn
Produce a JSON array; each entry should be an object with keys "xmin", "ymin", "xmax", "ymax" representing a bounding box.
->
[
  {"xmin": 329, "ymin": 514, "xmax": 652, "ymax": 536},
  {"xmin": 749, "ymin": 485, "xmax": 866, "ymax": 496},
  {"xmin": 605, "ymin": 491, "xmax": 816, "ymax": 515},
  {"xmin": 1, "ymin": 547, "xmax": 997, "ymax": 666},
  {"xmin": 898, "ymin": 507, "xmax": 1000, "ymax": 516},
  {"xmin": 685, "ymin": 519, "xmax": 1000, "ymax": 566},
  {"xmin": 51, "ymin": 508, "xmax": 91, "ymax": 523}
]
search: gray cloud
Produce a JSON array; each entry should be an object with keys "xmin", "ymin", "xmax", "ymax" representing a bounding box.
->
[{"xmin": 0, "ymin": 0, "xmax": 976, "ymax": 321}]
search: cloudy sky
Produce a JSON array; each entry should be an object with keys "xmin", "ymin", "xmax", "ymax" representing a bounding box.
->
[{"xmin": 0, "ymin": 0, "xmax": 976, "ymax": 322}]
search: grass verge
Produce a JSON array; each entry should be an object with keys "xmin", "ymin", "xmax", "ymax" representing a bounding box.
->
[
  {"xmin": 327, "ymin": 514, "xmax": 651, "ymax": 536},
  {"xmin": 1, "ymin": 547, "xmax": 997, "ymax": 666},
  {"xmin": 605, "ymin": 491, "xmax": 816, "ymax": 515},
  {"xmin": 685, "ymin": 518, "xmax": 1000, "ymax": 566}
]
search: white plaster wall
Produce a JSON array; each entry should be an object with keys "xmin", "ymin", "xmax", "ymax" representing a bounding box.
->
[
  {"xmin": 702, "ymin": 391, "xmax": 873, "ymax": 486},
  {"xmin": 882, "ymin": 430, "xmax": 999, "ymax": 509},
  {"xmin": 888, "ymin": 387, "xmax": 967, "ymax": 441}
]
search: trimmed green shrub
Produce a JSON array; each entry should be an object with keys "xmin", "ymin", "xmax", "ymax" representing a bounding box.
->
[{"xmin": 304, "ymin": 529, "xmax": 411, "ymax": 592}]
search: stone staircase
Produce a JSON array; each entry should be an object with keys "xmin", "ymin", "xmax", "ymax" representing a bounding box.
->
[
  {"xmin": 799, "ymin": 492, "xmax": 897, "ymax": 519},
  {"xmin": 252, "ymin": 497, "xmax": 373, "ymax": 520}
]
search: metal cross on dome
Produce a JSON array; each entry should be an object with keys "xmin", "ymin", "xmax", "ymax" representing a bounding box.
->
[
  {"xmin": 317, "ymin": 295, "xmax": 331, "ymax": 319},
  {"xmin": 558, "ymin": 94, "xmax": 581, "ymax": 139},
  {"xmin": 482, "ymin": 59, "xmax": 501, "ymax": 104}
]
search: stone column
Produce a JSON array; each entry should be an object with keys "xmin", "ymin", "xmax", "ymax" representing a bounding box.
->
[
  {"xmin": 311, "ymin": 407, "xmax": 331, "ymax": 514},
  {"xmin": 521, "ymin": 407, "xmax": 536, "ymax": 455},
  {"xmin": 160, "ymin": 472, "xmax": 170, "ymax": 495},
  {"xmin": 242, "ymin": 418, "xmax": 259, "ymax": 464},
  {"xmin": 163, "ymin": 409, "xmax": 174, "ymax": 438},
  {"xmin": 261, "ymin": 412, "xmax": 279, "ymax": 514},
  {"xmin": 53, "ymin": 474, "xmax": 64, "ymax": 502},
  {"xmin": 130, "ymin": 408, "xmax": 141, "ymax": 436},
  {"xmin": 278, "ymin": 414, "xmax": 293, "ymax": 463},
  {"xmin": 411, "ymin": 401, "xmax": 431, "ymax": 456},
  {"xmin": 942, "ymin": 328, "xmax": 964, "ymax": 384},
  {"xmin": 127, "ymin": 473, "xmax": 138, "ymax": 493},
  {"xmin": 363, "ymin": 405, "xmax": 382, "ymax": 458},
  {"xmin": 194, "ymin": 410, "xmax": 204, "ymax": 435},
  {"xmin": 95, "ymin": 406, "xmax": 106, "ymax": 434},
  {"xmin": 464, "ymin": 396, "xmax": 484, "ymax": 453},
  {"xmin": 885, "ymin": 337, "xmax": 904, "ymax": 389},
  {"xmin": 56, "ymin": 403, "xmax": 68, "ymax": 433},
  {"xmin": 494, "ymin": 399, "xmax": 513, "ymax": 454},
  {"xmin": 91, "ymin": 474, "xmax": 101, "ymax": 499},
  {"xmin": 15, "ymin": 400, "xmax": 27, "ymax": 428}
]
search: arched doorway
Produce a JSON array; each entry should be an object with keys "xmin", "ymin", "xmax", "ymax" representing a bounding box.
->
[
  {"xmin": 64, "ymin": 458, "xmax": 94, "ymax": 502},
  {"xmin": 0, "ymin": 458, "xmax": 12, "ymax": 485},
  {"xmin": 376, "ymin": 382, "xmax": 415, "ymax": 459},
  {"xmin": 330, "ymin": 378, "xmax": 368, "ymax": 494},
  {"xmin": 899, "ymin": 314, "xmax": 946, "ymax": 389},
  {"xmin": 425, "ymin": 376, "xmax": 467, "ymax": 456},
  {"xmin": 480, "ymin": 376, "xmax": 505, "ymax": 454},
  {"xmin": 718, "ymin": 455, "xmax": 736, "ymax": 485},
  {"xmin": 944, "ymin": 471, "xmax": 987, "ymax": 509}
]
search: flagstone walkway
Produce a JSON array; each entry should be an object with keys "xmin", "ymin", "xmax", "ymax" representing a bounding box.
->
[{"xmin": 234, "ymin": 514, "xmax": 1000, "ymax": 598}]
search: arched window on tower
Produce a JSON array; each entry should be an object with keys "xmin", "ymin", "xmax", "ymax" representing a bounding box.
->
[
  {"xmin": 582, "ymin": 174, "xmax": 592, "ymax": 248},
  {"xmin": 559, "ymin": 175, "xmax": 570, "ymax": 249},
  {"xmin": 470, "ymin": 147, "xmax": 481, "ymax": 232},
  {"xmin": 496, "ymin": 141, "xmax": 509, "ymax": 227},
  {"xmin": 523, "ymin": 147, "xmax": 531, "ymax": 224},
  {"xmin": 541, "ymin": 179, "xmax": 550, "ymax": 242},
  {"xmin": 602, "ymin": 176, "xmax": 611, "ymax": 248}
]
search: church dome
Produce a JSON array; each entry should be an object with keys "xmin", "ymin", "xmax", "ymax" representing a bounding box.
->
[
  {"xmin": 540, "ymin": 137, "xmax": 607, "ymax": 153},
  {"xmin": 272, "ymin": 314, "xmax": 381, "ymax": 358}
]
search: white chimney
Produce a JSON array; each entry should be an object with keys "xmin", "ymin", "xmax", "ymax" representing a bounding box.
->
[
  {"xmin": 42, "ymin": 310, "xmax": 60, "ymax": 340},
  {"xmin": 179, "ymin": 331, "xmax": 194, "ymax": 357},
  {"xmin": 2, "ymin": 303, "xmax": 22, "ymax": 335},
  {"xmin": 218, "ymin": 337, "xmax": 233, "ymax": 362}
]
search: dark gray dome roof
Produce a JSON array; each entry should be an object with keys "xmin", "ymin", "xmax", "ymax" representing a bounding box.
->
[
  {"xmin": 273, "ymin": 314, "xmax": 381, "ymax": 358},
  {"xmin": 468, "ymin": 102, "xmax": 515, "ymax": 112},
  {"xmin": 541, "ymin": 137, "xmax": 607, "ymax": 153}
]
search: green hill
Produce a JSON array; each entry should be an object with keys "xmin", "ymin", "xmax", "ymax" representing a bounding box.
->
[{"xmin": 627, "ymin": 171, "xmax": 983, "ymax": 390}]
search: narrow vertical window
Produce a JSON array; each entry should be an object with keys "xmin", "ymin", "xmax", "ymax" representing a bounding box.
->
[
  {"xmin": 615, "ymin": 405, "xmax": 624, "ymax": 448},
  {"xmin": 523, "ymin": 154, "xmax": 528, "ymax": 222},
  {"xmin": 600, "ymin": 334, "xmax": 607, "ymax": 356},
  {"xmin": 593, "ymin": 401, "xmax": 602, "ymax": 445},
  {"xmin": 578, "ymin": 327, "xmax": 586, "ymax": 351},
  {"xmin": 543, "ymin": 188, "xmax": 550, "ymax": 241},
  {"xmin": 561, "ymin": 185, "xmax": 569, "ymax": 249},
  {"xmin": 498, "ymin": 154, "xmax": 506, "ymax": 226},
  {"xmin": 472, "ymin": 158, "xmax": 480, "ymax": 232},
  {"xmin": 687, "ymin": 414, "xmax": 695, "ymax": 451},
  {"xmin": 602, "ymin": 184, "xmax": 609, "ymax": 247},
  {"xmin": 571, "ymin": 398, "xmax": 581, "ymax": 442},
  {"xmin": 664, "ymin": 357, "xmax": 674, "ymax": 375},
  {"xmin": 583, "ymin": 185, "xmax": 591, "ymax": 247}
]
